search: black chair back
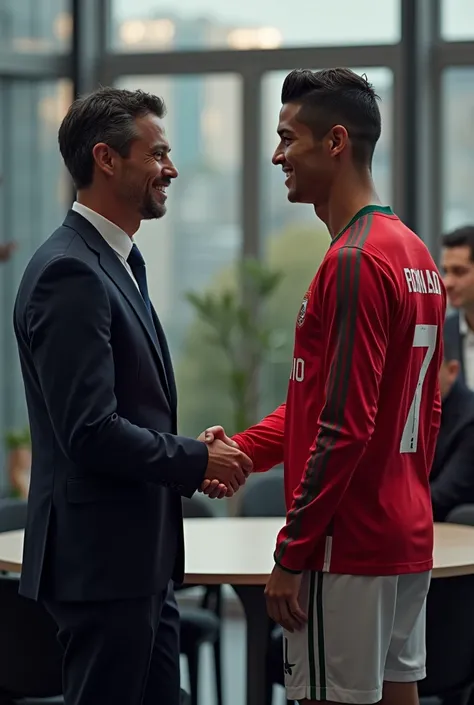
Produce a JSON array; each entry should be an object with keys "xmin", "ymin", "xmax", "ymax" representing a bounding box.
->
[
  {"xmin": 238, "ymin": 470, "xmax": 286, "ymax": 517},
  {"xmin": 182, "ymin": 495, "xmax": 215, "ymax": 519},
  {"xmin": 419, "ymin": 574, "xmax": 474, "ymax": 701},
  {"xmin": 0, "ymin": 575, "xmax": 62, "ymax": 698},
  {"xmin": 446, "ymin": 505, "xmax": 474, "ymax": 526}
]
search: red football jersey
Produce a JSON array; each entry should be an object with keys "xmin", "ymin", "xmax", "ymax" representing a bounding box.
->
[{"xmin": 233, "ymin": 205, "xmax": 446, "ymax": 575}]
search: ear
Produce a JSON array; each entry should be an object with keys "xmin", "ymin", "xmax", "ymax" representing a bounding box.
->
[
  {"xmin": 328, "ymin": 125, "xmax": 349, "ymax": 157},
  {"xmin": 450, "ymin": 359, "xmax": 460, "ymax": 378},
  {"xmin": 91, "ymin": 142, "xmax": 115, "ymax": 178}
]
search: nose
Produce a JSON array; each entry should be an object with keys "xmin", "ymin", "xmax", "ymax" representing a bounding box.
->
[
  {"xmin": 272, "ymin": 147, "xmax": 285, "ymax": 166},
  {"xmin": 163, "ymin": 160, "xmax": 178, "ymax": 180},
  {"xmin": 442, "ymin": 272, "xmax": 453, "ymax": 289}
]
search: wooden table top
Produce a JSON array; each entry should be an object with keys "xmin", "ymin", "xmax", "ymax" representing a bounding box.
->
[{"xmin": 1, "ymin": 519, "xmax": 474, "ymax": 584}]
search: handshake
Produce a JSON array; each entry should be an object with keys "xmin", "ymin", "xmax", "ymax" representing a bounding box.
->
[{"xmin": 197, "ymin": 426, "xmax": 252, "ymax": 500}]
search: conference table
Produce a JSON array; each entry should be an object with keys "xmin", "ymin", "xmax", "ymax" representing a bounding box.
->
[{"xmin": 2, "ymin": 519, "xmax": 474, "ymax": 705}]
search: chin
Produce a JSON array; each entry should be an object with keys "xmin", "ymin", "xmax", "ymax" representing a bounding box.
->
[
  {"xmin": 446, "ymin": 296, "xmax": 460, "ymax": 308},
  {"xmin": 286, "ymin": 187, "xmax": 301, "ymax": 203},
  {"xmin": 287, "ymin": 187, "xmax": 316, "ymax": 205},
  {"xmin": 140, "ymin": 203, "xmax": 166, "ymax": 220}
]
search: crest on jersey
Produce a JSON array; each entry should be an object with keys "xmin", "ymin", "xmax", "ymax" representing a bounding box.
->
[{"xmin": 297, "ymin": 292, "xmax": 309, "ymax": 327}]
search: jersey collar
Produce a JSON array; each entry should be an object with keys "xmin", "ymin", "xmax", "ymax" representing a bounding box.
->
[{"xmin": 332, "ymin": 205, "xmax": 394, "ymax": 246}]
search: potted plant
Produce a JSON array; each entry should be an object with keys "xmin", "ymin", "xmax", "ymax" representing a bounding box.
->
[
  {"xmin": 185, "ymin": 258, "xmax": 283, "ymax": 510},
  {"xmin": 5, "ymin": 426, "xmax": 31, "ymax": 498}
]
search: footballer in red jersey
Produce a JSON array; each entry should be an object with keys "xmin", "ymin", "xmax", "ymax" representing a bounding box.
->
[{"xmin": 202, "ymin": 68, "xmax": 446, "ymax": 705}]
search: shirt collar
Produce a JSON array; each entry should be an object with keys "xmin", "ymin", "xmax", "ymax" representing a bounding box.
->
[
  {"xmin": 72, "ymin": 202, "xmax": 133, "ymax": 262},
  {"xmin": 459, "ymin": 309, "xmax": 469, "ymax": 336}
]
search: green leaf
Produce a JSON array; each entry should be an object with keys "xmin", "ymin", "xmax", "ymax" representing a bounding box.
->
[{"xmin": 5, "ymin": 427, "xmax": 31, "ymax": 450}]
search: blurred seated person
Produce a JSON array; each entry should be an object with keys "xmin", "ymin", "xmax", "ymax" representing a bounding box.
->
[
  {"xmin": 0, "ymin": 241, "xmax": 16, "ymax": 262},
  {"xmin": 430, "ymin": 339, "xmax": 474, "ymax": 521},
  {"xmin": 0, "ymin": 178, "xmax": 16, "ymax": 262}
]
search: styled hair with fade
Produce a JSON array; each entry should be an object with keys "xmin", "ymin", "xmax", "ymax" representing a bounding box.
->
[
  {"xmin": 281, "ymin": 68, "xmax": 382, "ymax": 166},
  {"xmin": 58, "ymin": 87, "xmax": 166, "ymax": 190},
  {"xmin": 442, "ymin": 225, "xmax": 474, "ymax": 262}
]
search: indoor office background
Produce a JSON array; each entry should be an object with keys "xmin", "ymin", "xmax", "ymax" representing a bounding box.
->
[
  {"xmin": 0, "ymin": 0, "xmax": 474, "ymax": 493},
  {"xmin": 1, "ymin": 2, "xmax": 474, "ymax": 705}
]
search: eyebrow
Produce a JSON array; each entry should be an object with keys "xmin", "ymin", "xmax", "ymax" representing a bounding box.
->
[
  {"xmin": 151, "ymin": 142, "xmax": 170, "ymax": 153},
  {"xmin": 277, "ymin": 127, "xmax": 293, "ymax": 137}
]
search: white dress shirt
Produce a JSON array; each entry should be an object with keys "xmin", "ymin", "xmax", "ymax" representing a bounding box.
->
[
  {"xmin": 459, "ymin": 310, "xmax": 474, "ymax": 391},
  {"xmin": 72, "ymin": 201, "xmax": 139, "ymax": 289}
]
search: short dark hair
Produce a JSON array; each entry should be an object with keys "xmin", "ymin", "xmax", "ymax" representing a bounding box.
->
[
  {"xmin": 281, "ymin": 68, "xmax": 381, "ymax": 166},
  {"xmin": 442, "ymin": 225, "xmax": 474, "ymax": 261},
  {"xmin": 58, "ymin": 87, "xmax": 166, "ymax": 189}
]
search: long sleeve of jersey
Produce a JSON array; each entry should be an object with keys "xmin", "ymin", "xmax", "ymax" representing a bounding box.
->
[
  {"xmin": 274, "ymin": 247, "xmax": 393, "ymax": 571},
  {"xmin": 232, "ymin": 403, "xmax": 286, "ymax": 473}
]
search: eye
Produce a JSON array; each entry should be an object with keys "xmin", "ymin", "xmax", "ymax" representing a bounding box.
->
[
  {"xmin": 282, "ymin": 137, "xmax": 292, "ymax": 147},
  {"xmin": 154, "ymin": 151, "xmax": 164, "ymax": 160}
]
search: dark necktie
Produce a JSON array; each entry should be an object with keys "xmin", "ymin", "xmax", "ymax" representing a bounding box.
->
[{"xmin": 127, "ymin": 243, "xmax": 152, "ymax": 315}]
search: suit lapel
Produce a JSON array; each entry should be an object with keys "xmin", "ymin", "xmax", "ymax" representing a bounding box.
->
[
  {"xmin": 64, "ymin": 211, "xmax": 172, "ymax": 404},
  {"xmin": 455, "ymin": 314, "xmax": 465, "ymax": 381},
  {"xmin": 151, "ymin": 306, "xmax": 177, "ymax": 414}
]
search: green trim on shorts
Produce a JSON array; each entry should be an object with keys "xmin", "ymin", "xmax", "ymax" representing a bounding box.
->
[
  {"xmin": 316, "ymin": 572, "xmax": 327, "ymax": 700},
  {"xmin": 308, "ymin": 572, "xmax": 327, "ymax": 701},
  {"xmin": 308, "ymin": 572, "xmax": 317, "ymax": 699},
  {"xmin": 308, "ymin": 572, "xmax": 327, "ymax": 700}
]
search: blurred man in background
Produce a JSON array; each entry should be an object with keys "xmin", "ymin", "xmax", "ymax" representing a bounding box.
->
[
  {"xmin": 430, "ymin": 337, "xmax": 474, "ymax": 521},
  {"xmin": 442, "ymin": 225, "xmax": 474, "ymax": 389}
]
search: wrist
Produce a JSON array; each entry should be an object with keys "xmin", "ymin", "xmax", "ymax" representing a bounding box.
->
[{"xmin": 273, "ymin": 551, "xmax": 302, "ymax": 574}]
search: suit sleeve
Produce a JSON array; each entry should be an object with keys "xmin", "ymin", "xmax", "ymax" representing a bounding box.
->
[
  {"xmin": 232, "ymin": 403, "xmax": 286, "ymax": 472},
  {"xmin": 431, "ymin": 422, "xmax": 474, "ymax": 521},
  {"xmin": 275, "ymin": 247, "xmax": 391, "ymax": 571},
  {"xmin": 25, "ymin": 256, "xmax": 208, "ymax": 496}
]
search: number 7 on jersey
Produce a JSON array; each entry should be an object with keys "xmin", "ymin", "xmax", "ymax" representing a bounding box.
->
[{"xmin": 400, "ymin": 324, "xmax": 438, "ymax": 454}]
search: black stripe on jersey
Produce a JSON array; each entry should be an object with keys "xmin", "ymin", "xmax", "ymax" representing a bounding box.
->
[{"xmin": 275, "ymin": 214, "xmax": 373, "ymax": 566}]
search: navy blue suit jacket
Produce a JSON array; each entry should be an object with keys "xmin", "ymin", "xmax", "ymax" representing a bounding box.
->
[
  {"xmin": 430, "ymin": 378, "xmax": 474, "ymax": 521},
  {"xmin": 13, "ymin": 210, "xmax": 208, "ymax": 602}
]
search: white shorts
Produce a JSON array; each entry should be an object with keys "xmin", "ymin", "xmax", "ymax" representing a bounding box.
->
[{"xmin": 283, "ymin": 570, "xmax": 431, "ymax": 704}]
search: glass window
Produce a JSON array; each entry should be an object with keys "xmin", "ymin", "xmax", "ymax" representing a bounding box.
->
[
  {"xmin": 0, "ymin": 0, "xmax": 72, "ymax": 53},
  {"xmin": 442, "ymin": 68, "xmax": 474, "ymax": 231},
  {"xmin": 0, "ymin": 79, "xmax": 72, "ymax": 488},
  {"xmin": 441, "ymin": 0, "xmax": 474, "ymax": 40},
  {"xmin": 110, "ymin": 0, "xmax": 399, "ymax": 52},
  {"xmin": 260, "ymin": 67, "xmax": 394, "ymax": 412},
  {"xmin": 116, "ymin": 75, "xmax": 242, "ymax": 440}
]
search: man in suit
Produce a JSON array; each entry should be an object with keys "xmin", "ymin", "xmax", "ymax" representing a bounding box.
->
[
  {"xmin": 441, "ymin": 225, "xmax": 474, "ymax": 390},
  {"xmin": 13, "ymin": 87, "xmax": 252, "ymax": 705},
  {"xmin": 430, "ymin": 337, "xmax": 474, "ymax": 522}
]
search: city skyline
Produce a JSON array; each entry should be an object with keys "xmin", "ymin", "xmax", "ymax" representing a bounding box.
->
[{"xmin": 112, "ymin": 0, "xmax": 474, "ymax": 46}]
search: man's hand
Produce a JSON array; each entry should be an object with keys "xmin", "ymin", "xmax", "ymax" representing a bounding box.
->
[
  {"xmin": 197, "ymin": 426, "xmax": 248, "ymax": 499},
  {"xmin": 200, "ymin": 434, "xmax": 252, "ymax": 499},
  {"xmin": 199, "ymin": 425, "xmax": 238, "ymax": 448},
  {"xmin": 264, "ymin": 564, "xmax": 307, "ymax": 632}
]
